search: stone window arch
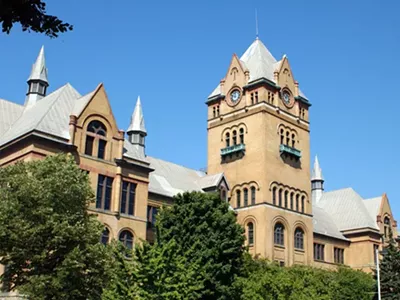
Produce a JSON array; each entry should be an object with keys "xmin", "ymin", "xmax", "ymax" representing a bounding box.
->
[{"xmin": 85, "ymin": 120, "xmax": 108, "ymax": 159}]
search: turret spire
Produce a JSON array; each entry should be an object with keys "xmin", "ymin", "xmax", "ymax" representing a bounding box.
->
[
  {"xmin": 25, "ymin": 46, "xmax": 49, "ymax": 107},
  {"xmin": 311, "ymin": 155, "xmax": 325, "ymax": 204},
  {"xmin": 127, "ymin": 96, "xmax": 147, "ymax": 157},
  {"xmin": 127, "ymin": 96, "xmax": 147, "ymax": 135}
]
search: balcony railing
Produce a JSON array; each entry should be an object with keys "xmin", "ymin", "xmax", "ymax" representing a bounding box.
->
[
  {"xmin": 279, "ymin": 144, "xmax": 301, "ymax": 159},
  {"xmin": 221, "ymin": 143, "xmax": 246, "ymax": 156}
]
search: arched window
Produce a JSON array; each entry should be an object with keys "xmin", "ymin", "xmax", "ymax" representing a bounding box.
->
[
  {"xmin": 225, "ymin": 133, "xmax": 230, "ymax": 148},
  {"xmin": 286, "ymin": 131, "xmax": 290, "ymax": 145},
  {"xmin": 232, "ymin": 130, "xmax": 237, "ymax": 145},
  {"xmin": 244, "ymin": 188, "xmax": 248, "ymax": 206},
  {"xmin": 236, "ymin": 190, "xmax": 241, "ymax": 208},
  {"xmin": 101, "ymin": 227, "xmax": 110, "ymax": 245},
  {"xmin": 239, "ymin": 128, "xmax": 244, "ymax": 144},
  {"xmin": 294, "ymin": 228, "xmax": 304, "ymax": 250},
  {"xmin": 280, "ymin": 129, "xmax": 284, "ymax": 144},
  {"xmin": 119, "ymin": 230, "xmax": 134, "ymax": 250},
  {"xmin": 278, "ymin": 189, "xmax": 282, "ymax": 207},
  {"xmin": 251, "ymin": 187, "xmax": 256, "ymax": 205},
  {"xmin": 247, "ymin": 222, "xmax": 254, "ymax": 246},
  {"xmin": 272, "ymin": 187, "xmax": 277, "ymax": 205},
  {"xmin": 292, "ymin": 134, "xmax": 296, "ymax": 148},
  {"xmin": 284, "ymin": 191, "xmax": 288, "ymax": 208},
  {"xmin": 274, "ymin": 223, "xmax": 285, "ymax": 246},
  {"xmin": 290, "ymin": 192, "xmax": 294, "ymax": 210},
  {"xmin": 296, "ymin": 194, "xmax": 300, "ymax": 211},
  {"xmin": 213, "ymin": 107, "xmax": 216, "ymax": 118},
  {"xmin": 85, "ymin": 120, "xmax": 107, "ymax": 159},
  {"xmin": 301, "ymin": 196, "xmax": 305, "ymax": 213},
  {"xmin": 384, "ymin": 217, "xmax": 391, "ymax": 238},
  {"xmin": 217, "ymin": 106, "xmax": 220, "ymax": 116}
]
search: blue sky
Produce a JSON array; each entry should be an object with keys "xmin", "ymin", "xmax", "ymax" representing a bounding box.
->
[{"xmin": 1, "ymin": 0, "xmax": 399, "ymax": 215}]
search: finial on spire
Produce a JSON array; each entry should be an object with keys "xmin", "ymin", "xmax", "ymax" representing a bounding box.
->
[
  {"xmin": 255, "ymin": 9, "xmax": 259, "ymax": 40},
  {"xmin": 127, "ymin": 96, "xmax": 147, "ymax": 135},
  {"xmin": 311, "ymin": 155, "xmax": 324, "ymax": 181}
]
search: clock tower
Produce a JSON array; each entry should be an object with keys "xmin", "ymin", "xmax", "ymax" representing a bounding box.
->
[{"xmin": 206, "ymin": 38, "xmax": 313, "ymax": 265}]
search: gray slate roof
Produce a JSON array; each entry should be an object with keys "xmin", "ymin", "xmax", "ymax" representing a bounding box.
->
[
  {"xmin": 147, "ymin": 156, "xmax": 225, "ymax": 198},
  {"xmin": 313, "ymin": 206, "xmax": 348, "ymax": 241},
  {"xmin": 363, "ymin": 197, "xmax": 381, "ymax": 226},
  {"xmin": 0, "ymin": 84, "xmax": 81, "ymax": 146},
  {"xmin": 208, "ymin": 38, "xmax": 308, "ymax": 100},
  {"xmin": 0, "ymin": 99, "xmax": 24, "ymax": 136},
  {"xmin": 316, "ymin": 188, "xmax": 379, "ymax": 232}
]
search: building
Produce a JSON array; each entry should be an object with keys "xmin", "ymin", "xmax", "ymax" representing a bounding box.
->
[{"xmin": 0, "ymin": 40, "xmax": 397, "ymax": 272}]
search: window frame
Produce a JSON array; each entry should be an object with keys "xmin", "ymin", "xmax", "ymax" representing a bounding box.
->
[
  {"xmin": 85, "ymin": 120, "xmax": 108, "ymax": 159},
  {"xmin": 251, "ymin": 187, "xmax": 256, "ymax": 205},
  {"xmin": 313, "ymin": 243, "xmax": 325, "ymax": 261},
  {"xmin": 236, "ymin": 190, "xmax": 241, "ymax": 208},
  {"xmin": 274, "ymin": 223, "xmax": 285, "ymax": 246},
  {"xmin": 120, "ymin": 181, "xmax": 137, "ymax": 216},
  {"xmin": 334, "ymin": 247, "xmax": 344, "ymax": 264},
  {"xmin": 96, "ymin": 175, "xmax": 113, "ymax": 211},
  {"xmin": 247, "ymin": 222, "xmax": 254, "ymax": 246},
  {"xmin": 294, "ymin": 228, "xmax": 304, "ymax": 250},
  {"xmin": 119, "ymin": 230, "xmax": 134, "ymax": 250}
]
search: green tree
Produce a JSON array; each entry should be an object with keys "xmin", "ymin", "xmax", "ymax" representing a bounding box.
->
[
  {"xmin": 0, "ymin": 154, "xmax": 110, "ymax": 300},
  {"xmin": 0, "ymin": 0, "xmax": 72, "ymax": 37},
  {"xmin": 378, "ymin": 232, "xmax": 400, "ymax": 299},
  {"xmin": 333, "ymin": 267, "xmax": 375, "ymax": 300},
  {"xmin": 134, "ymin": 191, "xmax": 246, "ymax": 300}
]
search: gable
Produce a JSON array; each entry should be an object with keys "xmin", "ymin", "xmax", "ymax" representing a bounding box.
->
[{"xmin": 221, "ymin": 54, "xmax": 248, "ymax": 96}]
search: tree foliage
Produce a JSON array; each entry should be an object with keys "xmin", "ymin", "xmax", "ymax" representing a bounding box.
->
[
  {"xmin": 378, "ymin": 231, "xmax": 400, "ymax": 299},
  {"xmin": 236, "ymin": 255, "xmax": 375, "ymax": 300},
  {"xmin": 0, "ymin": 0, "xmax": 72, "ymax": 38},
  {"xmin": 0, "ymin": 154, "xmax": 110, "ymax": 299}
]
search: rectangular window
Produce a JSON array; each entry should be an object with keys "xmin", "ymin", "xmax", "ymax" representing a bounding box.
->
[
  {"xmin": 98, "ymin": 139, "xmax": 107, "ymax": 159},
  {"xmin": 120, "ymin": 181, "xmax": 136, "ymax": 216},
  {"xmin": 244, "ymin": 189, "xmax": 248, "ymax": 206},
  {"xmin": 85, "ymin": 136, "xmax": 94, "ymax": 156},
  {"xmin": 236, "ymin": 191, "xmax": 241, "ymax": 208},
  {"xmin": 334, "ymin": 247, "xmax": 344, "ymax": 264},
  {"xmin": 96, "ymin": 175, "xmax": 113, "ymax": 211},
  {"xmin": 147, "ymin": 206, "xmax": 159, "ymax": 227},
  {"xmin": 313, "ymin": 243, "xmax": 325, "ymax": 261}
]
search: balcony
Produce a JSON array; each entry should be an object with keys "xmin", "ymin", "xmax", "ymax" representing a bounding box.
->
[
  {"xmin": 221, "ymin": 143, "xmax": 246, "ymax": 156},
  {"xmin": 280, "ymin": 144, "xmax": 301, "ymax": 159}
]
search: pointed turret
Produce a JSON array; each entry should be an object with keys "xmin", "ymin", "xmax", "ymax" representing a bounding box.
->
[
  {"xmin": 311, "ymin": 156, "xmax": 325, "ymax": 204},
  {"xmin": 25, "ymin": 46, "xmax": 49, "ymax": 107},
  {"xmin": 127, "ymin": 96, "xmax": 147, "ymax": 156}
]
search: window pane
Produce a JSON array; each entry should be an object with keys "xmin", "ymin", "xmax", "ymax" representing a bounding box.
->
[
  {"xmin": 152, "ymin": 207, "xmax": 158, "ymax": 226},
  {"xmin": 251, "ymin": 187, "xmax": 256, "ymax": 205},
  {"xmin": 96, "ymin": 175, "xmax": 104, "ymax": 209},
  {"xmin": 120, "ymin": 181, "xmax": 128, "ymax": 214},
  {"xmin": 128, "ymin": 183, "xmax": 136, "ymax": 215},
  {"xmin": 85, "ymin": 136, "xmax": 94, "ymax": 156},
  {"xmin": 248, "ymin": 223, "xmax": 254, "ymax": 245},
  {"xmin": 244, "ymin": 189, "xmax": 248, "ymax": 206},
  {"xmin": 98, "ymin": 139, "xmax": 107, "ymax": 159},
  {"xmin": 119, "ymin": 230, "xmax": 133, "ymax": 250},
  {"xmin": 104, "ymin": 177, "xmax": 113, "ymax": 211}
]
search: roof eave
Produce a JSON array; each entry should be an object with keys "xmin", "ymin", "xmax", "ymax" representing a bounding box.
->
[
  {"xmin": 205, "ymin": 94, "xmax": 225, "ymax": 104},
  {"xmin": 295, "ymin": 96, "xmax": 312, "ymax": 107}
]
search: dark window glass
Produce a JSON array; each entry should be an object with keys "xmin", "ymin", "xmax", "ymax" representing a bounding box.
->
[
  {"xmin": 87, "ymin": 120, "xmax": 107, "ymax": 136},
  {"xmin": 334, "ymin": 247, "xmax": 344, "ymax": 264},
  {"xmin": 301, "ymin": 196, "xmax": 305, "ymax": 213},
  {"xmin": 292, "ymin": 134, "xmax": 296, "ymax": 148},
  {"xmin": 284, "ymin": 191, "xmax": 288, "ymax": 208},
  {"xmin": 272, "ymin": 187, "xmax": 276, "ymax": 205},
  {"xmin": 239, "ymin": 128, "xmax": 244, "ymax": 144},
  {"xmin": 236, "ymin": 190, "xmax": 241, "ymax": 208},
  {"xmin": 274, "ymin": 223, "xmax": 284, "ymax": 246},
  {"xmin": 101, "ymin": 227, "xmax": 110, "ymax": 245},
  {"xmin": 98, "ymin": 139, "xmax": 107, "ymax": 159},
  {"xmin": 314, "ymin": 243, "xmax": 325, "ymax": 261},
  {"xmin": 248, "ymin": 222, "xmax": 254, "ymax": 246},
  {"xmin": 290, "ymin": 193, "xmax": 294, "ymax": 210},
  {"xmin": 296, "ymin": 194, "xmax": 299, "ymax": 211},
  {"xmin": 85, "ymin": 136, "xmax": 94, "ymax": 156},
  {"xmin": 120, "ymin": 181, "xmax": 136, "ymax": 216},
  {"xmin": 244, "ymin": 188, "xmax": 248, "ymax": 206},
  {"xmin": 119, "ymin": 230, "xmax": 134, "ymax": 250},
  {"xmin": 280, "ymin": 129, "xmax": 284, "ymax": 144},
  {"xmin": 294, "ymin": 228, "xmax": 304, "ymax": 250},
  {"xmin": 96, "ymin": 175, "xmax": 113, "ymax": 211},
  {"xmin": 232, "ymin": 130, "xmax": 237, "ymax": 145},
  {"xmin": 251, "ymin": 187, "xmax": 256, "ymax": 205},
  {"xmin": 278, "ymin": 189, "xmax": 282, "ymax": 207},
  {"xmin": 147, "ymin": 206, "xmax": 159, "ymax": 227},
  {"xmin": 226, "ymin": 133, "xmax": 230, "ymax": 147}
]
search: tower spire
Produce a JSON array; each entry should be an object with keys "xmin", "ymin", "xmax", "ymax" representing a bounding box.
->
[
  {"xmin": 255, "ymin": 9, "xmax": 259, "ymax": 40},
  {"xmin": 127, "ymin": 96, "xmax": 147, "ymax": 157},
  {"xmin": 311, "ymin": 155, "xmax": 324, "ymax": 204},
  {"xmin": 25, "ymin": 46, "xmax": 49, "ymax": 107}
]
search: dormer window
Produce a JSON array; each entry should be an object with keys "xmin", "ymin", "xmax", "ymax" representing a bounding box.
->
[{"xmin": 85, "ymin": 120, "xmax": 108, "ymax": 159}]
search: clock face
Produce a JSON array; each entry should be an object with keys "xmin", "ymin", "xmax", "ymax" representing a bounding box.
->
[
  {"xmin": 230, "ymin": 90, "xmax": 241, "ymax": 104},
  {"xmin": 283, "ymin": 91, "xmax": 291, "ymax": 104}
]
